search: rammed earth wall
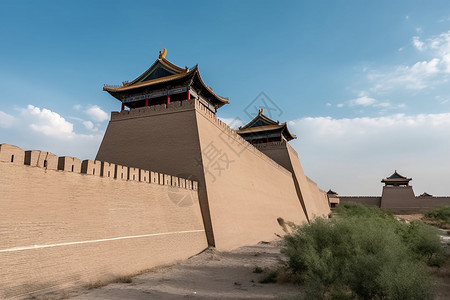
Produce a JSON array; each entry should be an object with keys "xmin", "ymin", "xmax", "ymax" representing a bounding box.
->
[
  {"xmin": 96, "ymin": 99, "xmax": 321, "ymax": 250},
  {"xmin": 254, "ymin": 141, "xmax": 331, "ymax": 220},
  {"xmin": 0, "ymin": 144, "xmax": 206, "ymax": 299}
]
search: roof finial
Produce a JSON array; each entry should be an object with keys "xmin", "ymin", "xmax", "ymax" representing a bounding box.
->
[
  {"xmin": 159, "ymin": 48, "xmax": 167, "ymax": 59},
  {"xmin": 259, "ymin": 108, "xmax": 263, "ymax": 115}
]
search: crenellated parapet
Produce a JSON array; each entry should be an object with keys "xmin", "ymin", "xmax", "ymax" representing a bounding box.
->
[
  {"xmin": 0, "ymin": 143, "xmax": 198, "ymax": 191},
  {"xmin": 110, "ymin": 100, "xmax": 196, "ymax": 121}
]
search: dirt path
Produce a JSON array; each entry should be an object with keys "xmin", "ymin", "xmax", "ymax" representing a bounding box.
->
[{"xmin": 68, "ymin": 241, "xmax": 301, "ymax": 299}]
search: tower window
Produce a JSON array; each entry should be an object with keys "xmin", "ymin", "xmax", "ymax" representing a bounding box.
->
[
  {"xmin": 11, "ymin": 155, "xmax": 14, "ymax": 163},
  {"xmin": 43, "ymin": 160, "xmax": 47, "ymax": 168}
]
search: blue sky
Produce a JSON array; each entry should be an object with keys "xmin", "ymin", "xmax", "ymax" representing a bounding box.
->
[{"xmin": 1, "ymin": 1, "xmax": 450, "ymax": 195}]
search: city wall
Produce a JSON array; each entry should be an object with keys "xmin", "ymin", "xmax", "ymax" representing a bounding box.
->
[
  {"xmin": 0, "ymin": 144, "xmax": 206, "ymax": 299},
  {"xmin": 96, "ymin": 100, "xmax": 324, "ymax": 250},
  {"xmin": 195, "ymin": 102, "xmax": 310, "ymax": 250}
]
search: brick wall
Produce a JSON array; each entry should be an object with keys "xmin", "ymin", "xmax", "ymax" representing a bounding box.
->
[{"xmin": 0, "ymin": 144, "xmax": 207, "ymax": 299}]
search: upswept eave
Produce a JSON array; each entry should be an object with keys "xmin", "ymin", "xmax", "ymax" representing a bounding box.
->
[
  {"xmin": 240, "ymin": 113, "xmax": 278, "ymax": 130},
  {"xmin": 237, "ymin": 123, "xmax": 297, "ymax": 140},
  {"xmin": 103, "ymin": 58, "xmax": 229, "ymax": 105}
]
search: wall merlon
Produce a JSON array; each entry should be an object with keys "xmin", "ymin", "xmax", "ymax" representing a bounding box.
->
[
  {"xmin": 159, "ymin": 173, "xmax": 164, "ymax": 185},
  {"xmin": 128, "ymin": 167, "xmax": 139, "ymax": 181},
  {"xmin": 0, "ymin": 143, "xmax": 25, "ymax": 165},
  {"xmin": 25, "ymin": 150, "xmax": 58, "ymax": 170},
  {"xmin": 193, "ymin": 181, "xmax": 198, "ymax": 191},
  {"xmin": 171, "ymin": 176, "xmax": 179, "ymax": 187},
  {"xmin": 81, "ymin": 160, "xmax": 101, "ymax": 176},
  {"xmin": 179, "ymin": 178, "xmax": 186, "ymax": 189},
  {"xmin": 186, "ymin": 180, "xmax": 192, "ymax": 190},
  {"xmin": 140, "ymin": 169, "xmax": 150, "ymax": 183},
  {"xmin": 164, "ymin": 174, "xmax": 171, "ymax": 186},
  {"xmin": 101, "ymin": 161, "xmax": 115, "ymax": 178},
  {"xmin": 58, "ymin": 156, "xmax": 82, "ymax": 173},
  {"xmin": 151, "ymin": 171, "xmax": 159, "ymax": 184},
  {"xmin": 115, "ymin": 164, "xmax": 128, "ymax": 180}
]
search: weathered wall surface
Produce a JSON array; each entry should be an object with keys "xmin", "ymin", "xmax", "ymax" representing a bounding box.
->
[
  {"xmin": 339, "ymin": 196, "xmax": 382, "ymax": 207},
  {"xmin": 95, "ymin": 101, "xmax": 216, "ymax": 245},
  {"xmin": 195, "ymin": 103, "xmax": 308, "ymax": 250},
  {"xmin": 255, "ymin": 141, "xmax": 330, "ymax": 220},
  {"xmin": 0, "ymin": 144, "xmax": 206, "ymax": 299},
  {"xmin": 381, "ymin": 186, "xmax": 450, "ymax": 213},
  {"xmin": 96, "ymin": 100, "xmax": 309, "ymax": 250}
]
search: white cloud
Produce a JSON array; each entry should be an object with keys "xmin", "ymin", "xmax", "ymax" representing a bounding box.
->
[
  {"xmin": 337, "ymin": 103, "xmax": 344, "ymax": 108},
  {"xmin": 0, "ymin": 111, "xmax": 15, "ymax": 128},
  {"xmin": 83, "ymin": 120, "xmax": 96, "ymax": 131},
  {"xmin": 86, "ymin": 105, "xmax": 108, "ymax": 122},
  {"xmin": 20, "ymin": 105, "xmax": 75, "ymax": 139},
  {"xmin": 413, "ymin": 36, "xmax": 425, "ymax": 51},
  {"xmin": 289, "ymin": 113, "xmax": 450, "ymax": 196},
  {"xmin": 363, "ymin": 31, "xmax": 450, "ymax": 94},
  {"xmin": 350, "ymin": 96, "xmax": 376, "ymax": 106},
  {"xmin": 3, "ymin": 105, "xmax": 105, "ymax": 159},
  {"xmin": 326, "ymin": 103, "xmax": 332, "ymax": 107}
]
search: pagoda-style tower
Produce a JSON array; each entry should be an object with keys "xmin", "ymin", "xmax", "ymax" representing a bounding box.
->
[
  {"xmin": 97, "ymin": 51, "xmax": 230, "ymax": 247},
  {"xmin": 236, "ymin": 109, "xmax": 296, "ymax": 144},
  {"xmin": 380, "ymin": 170, "xmax": 415, "ymax": 213},
  {"xmin": 103, "ymin": 49, "xmax": 229, "ymax": 113},
  {"xmin": 381, "ymin": 170, "xmax": 412, "ymax": 187}
]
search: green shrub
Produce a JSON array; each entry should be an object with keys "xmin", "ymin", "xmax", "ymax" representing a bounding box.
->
[
  {"xmin": 282, "ymin": 203, "xmax": 442, "ymax": 299},
  {"xmin": 424, "ymin": 206, "xmax": 450, "ymax": 228}
]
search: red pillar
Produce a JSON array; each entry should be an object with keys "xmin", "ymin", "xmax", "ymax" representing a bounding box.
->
[
  {"xmin": 121, "ymin": 102, "xmax": 125, "ymax": 111},
  {"xmin": 145, "ymin": 97, "xmax": 149, "ymax": 107},
  {"xmin": 266, "ymin": 137, "xmax": 269, "ymax": 143},
  {"xmin": 251, "ymin": 138, "xmax": 253, "ymax": 144},
  {"xmin": 187, "ymin": 90, "xmax": 190, "ymax": 100},
  {"xmin": 166, "ymin": 94, "xmax": 170, "ymax": 105}
]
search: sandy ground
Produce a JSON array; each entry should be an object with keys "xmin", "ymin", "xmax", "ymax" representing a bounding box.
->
[{"xmin": 67, "ymin": 241, "xmax": 302, "ymax": 300}]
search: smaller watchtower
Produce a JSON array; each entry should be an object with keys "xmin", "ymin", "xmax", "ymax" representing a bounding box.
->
[
  {"xmin": 380, "ymin": 170, "xmax": 415, "ymax": 213},
  {"xmin": 236, "ymin": 109, "xmax": 296, "ymax": 144}
]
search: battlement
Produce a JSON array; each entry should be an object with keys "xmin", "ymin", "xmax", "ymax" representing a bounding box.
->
[
  {"xmin": 107, "ymin": 99, "xmax": 291, "ymax": 176},
  {"xmin": 0, "ymin": 143, "xmax": 198, "ymax": 191},
  {"xmin": 110, "ymin": 100, "xmax": 196, "ymax": 121}
]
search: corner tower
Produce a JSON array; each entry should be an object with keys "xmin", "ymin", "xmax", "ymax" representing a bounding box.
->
[{"xmin": 237, "ymin": 110, "xmax": 330, "ymax": 220}]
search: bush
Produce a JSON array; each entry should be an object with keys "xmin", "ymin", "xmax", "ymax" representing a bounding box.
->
[
  {"xmin": 424, "ymin": 206, "xmax": 450, "ymax": 229},
  {"xmin": 282, "ymin": 203, "xmax": 441, "ymax": 299}
]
